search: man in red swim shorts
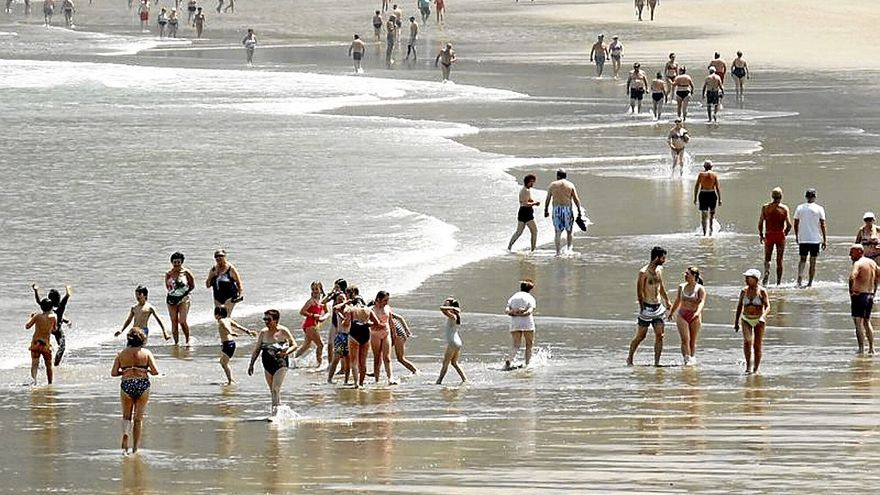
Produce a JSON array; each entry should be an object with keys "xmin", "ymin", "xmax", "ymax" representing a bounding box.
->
[{"xmin": 758, "ymin": 187, "xmax": 792, "ymax": 286}]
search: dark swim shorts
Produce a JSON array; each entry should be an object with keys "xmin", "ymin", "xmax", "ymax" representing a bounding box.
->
[{"xmin": 852, "ymin": 293, "xmax": 875, "ymax": 319}]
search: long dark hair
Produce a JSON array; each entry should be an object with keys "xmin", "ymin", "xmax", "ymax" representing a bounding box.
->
[
  {"xmin": 687, "ymin": 266, "xmax": 704, "ymax": 285},
  {"xmin": 445, "ymin": 297, "xmax": 461, "ymax": 325}
]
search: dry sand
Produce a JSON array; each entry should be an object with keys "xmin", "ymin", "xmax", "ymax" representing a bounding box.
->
[{"xmin": 528, "ymin": 0, "xmax": 879, "ymax": 70}]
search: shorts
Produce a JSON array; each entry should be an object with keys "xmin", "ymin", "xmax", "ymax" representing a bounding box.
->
[
  {"xmin": 552, "ymin": 205, "xmax": 574, "ymax": 232},
  {"xmin": 852, "ymin": 293, "xmax": 875, "ymax": 319},
  {"xmin": 706, "ymin": 90, "xmax": 720, "ymax": 105},
  {"xmin": 594, "ymin": 56, "xmax": 605, "ymax": 66},
  {"xmin": 158, "ymin": 20, "xmax": 167, "ymax": 26},
  {"xmin": 651, "ymin": 91, "xmax": 664, "ymax": 102},
  {"xmin": 733, "ymin": 67, "xmax": 746, "ymax": 79},
  {"xmin": 637, "ymin": 303, "xmax": 666, "ymax": 327},
  {"xmin": 333, "ymin": 333, "xmax": 349, "ymax": 356},
  {"xmin": 353, "ymin": 52, "xmax": 363, "ymax": 61},
  {"xmin": 698, "ymin": 190, "xmax": 718, "ymax": 211},
  {"xmin": 29, "ymin": 340, "xmax": 52, "ymax": 361},
  {"xmin": 676, "ymin": 89, "xmax": 691, "ymax": 99},
  {"xmin": 188, "ymin": 6, "xmax": 196, "ymax": 12},
  {"xmin": 221, "ymin": 340, "xmax": 236, "ymax": 358},
  {"xmin": 140, "ymin": 12, "xmax": 149, "ymax": 21},
  {"xmin": 799, "ymin": 243, "xmax": 821, "ymax": 258},
  {"xmin": 517, "ymin": 206, "xmax": 534, "ymax": 223},
  {"xmin": 630, "ymin": 88, "xmax": 645, "ymax": 100},
  {"xmin": 765, "ymin": 231, "xmax": 786, "ymax": 247}
]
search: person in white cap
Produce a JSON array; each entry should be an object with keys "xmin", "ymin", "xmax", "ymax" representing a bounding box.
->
[
  {"xmin": 849, "ymin": 244, "xmax": 880, "ymax": 354},
  {"xmin": 609, "ymin": 35, "xmax": 623, "ymax": 78},
  {"xmin": 855, "ymin": 212, "xmax": 880, "ymax": 262},
  {"xmin": 734, "ymin": 268, "xmax": 769, "ymax": 373},
  {"xmin": 793, "ymin": 188, "xmax": 827, "ymax": 287}
]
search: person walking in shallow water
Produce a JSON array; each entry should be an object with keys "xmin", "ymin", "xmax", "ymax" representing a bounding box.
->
[
  {"xmin": 693, "ymin": 160, "xmax": 721, "ymax": 236},
  {"xmin": 193, "ymin": 6, "xmax": 205, "ymax": 38},
  {"xmin": 627, "ymin": 246, "xmax": 671, "ymax": 367},
  {"xmin": 242, "ymin": 28, "xmax": 257, "ymax": 65},
  {"xmin": 667, "ymin": 118, "xmax": 689, "ymax": 177},
  {"xmin": 32, "ymin": 283, "xmax": 71, "ymax": 366},
  {"xmin": 349, "ymin": 34, "xmax": 366, "ymax": 72},
  {"xmin": 731, "ymin": 51, "xmax": 750, "ymax": 98},
  {"xmin": 248, "ymin": 309, "xmax": 296, "ymax": 417},
  {"xmin": 793, "ymin": 188, "xmax": 827, "ymax": 288},
  {"xmin": 111, "ymin": 328, "xmax": 158, "ymax": 455},
  {"xmin": 589, "ymin": 34, "xmax": 608, "ymax": 77},
  {"xmin": 507, "ymin": 173, "xmax": 540, "ymax": 252},
  {"xmin": 435, "ymin": 42, "xmax": 456, "ymax": 82},
  {"xmin": 734, "ymin": 269, "xmax": 769, "ymax": 374},
  {"xmin": 667, "ymin": 267, "xmax": 705, "ymax": 365},
  {"xmin": 165, "ymin": 252, "xmax": 195, "ymax": 345},
  {"xmin": 436, "ymin": 298, "xmax": 466, "ymax": 384},
  {"xmin": 849, "ymin": 244, "xmax": 880, "ymax": 355},
  {"xmin": 504, "ymin": 280, "xmax": 537, "ymax": 370},
  {"xmin": 758, "ymin": 187, "xmax": 792, "ymax": 286},
  {"xmin": 26, "ymin": 298, "xmax": 57, "ymax": 385}
]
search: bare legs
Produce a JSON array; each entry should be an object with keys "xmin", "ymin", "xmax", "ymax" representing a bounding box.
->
[
  {"xmin": 504, "ymin": 331, "xmax": 534, "ymax": 370},
  {"xmin": 762, "ymin": 242, "xmax": 784, "ymax": 286},
  {"xmin": 264, "ymin": 368, "xmax": 287, "ymax": 416},
  {"xmin": 370, "ymin": 332, "xmax": 394, "ymax": 384},
  {"xmin": 508, "ymin": 220, "xmax": 538, "ymax": 252},
  {"xmin": 436, "ymin": 345, "xmax": 466, "ymax": 384},
  {"xmin": 120, "ymin": 391, "xmax": 149, "ymax": 454},
  {"xmin": 854, "ymin": 317, "xmax": 875, "ymax": 355},
  {"xmin": 294, "ymin": 327, "xmax": 324, "ymax": 366},
  {"xmin": 675, "ymin": 314, "xmax": 701, "ymax": 364},
  {"xmin": 31, "ymin": 352, "xmax": 53, "ymax": 384},
  {"xmin": 554, "ymin": 228, "xmax": 574, "ymax": 256},
  {"xmin": 676, "ymin": 94, "xmax": 690, "ymax": 120},
  {"xmin": 797, "ymin": 254, "xmax": 817, "ymax": 287},
  {"xmin": 627, "ymin": 323, "xmax": 664, "ymax": 366},
  {"xmin": 348, "ymin": 340, "xmax": 369, "ymax": 388},
  {"xmin": 168, "ymin": 301, "xmax": 191, "ymax": 345},
  {"xmin": 220, "ymin": 353, "xmax": 234, "ymax": 384},
  {"xmin": 700, "ymin": 209, "xmax": 716, "ymax": 236},
  {"xmin": 392, "ymin": 335, "xmax": 418, "ymax": 374},
  {"xmin": 741, "ymin": 322, "xmax": 765, "ymax": 373},
  {"xmin": 671, "ymin": 149, "xmax": 684, "ymax": 177}
]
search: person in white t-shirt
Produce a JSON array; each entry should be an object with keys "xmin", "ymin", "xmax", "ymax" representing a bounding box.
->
[
  {"xmin": 504, "ymin": 280, "xmax": 537, "ymax": 370},
  {"xmin": 793, "ymin": 188, "xmax": 827, "ymax": 287}
]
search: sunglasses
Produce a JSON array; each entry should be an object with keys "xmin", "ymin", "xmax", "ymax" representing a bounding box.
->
[{"xmin": 262, "ymin": 317, "xmax": 272, "ymax": 322}]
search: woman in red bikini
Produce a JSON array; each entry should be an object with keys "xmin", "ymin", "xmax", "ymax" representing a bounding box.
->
[
  {"xmin": 667, "ymin": 266, "xmax": 706, "ymax": 366},
  {"xmin": 294, "ymin": 281, "xmax": 329, "ymax": 367}
]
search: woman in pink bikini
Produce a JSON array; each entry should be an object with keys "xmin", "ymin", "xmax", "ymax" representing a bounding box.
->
[
  {"xmin": 667, "ymin": 266, "xmax": 706, "ymax": 366},
  {"xmin": 294, "ymin": 281, "xmax": 329, "ymax": 367},
  {"xmin": 369, "ymin": 291, "xmax": 396, "ymax": 385}
]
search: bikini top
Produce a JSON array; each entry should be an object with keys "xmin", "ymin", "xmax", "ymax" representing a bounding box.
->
[
  {"xmin": 120, "ymin": 359, "xmax": 150, "ymax": 372},
  {"xmin": 742, "ymin": 290, "xmax": 763, "ymax": 307},
  {"xmin": 681, "ymin": 286, "xmax": 700, "ymax": 302}
]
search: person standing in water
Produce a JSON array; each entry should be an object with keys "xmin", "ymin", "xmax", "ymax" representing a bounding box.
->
[
  {"xmin": 137, "ymin": 0, "xmax": 150, "ymax": 32},
  {"xmin": 650, "ymin": 72, "xmax": 668, "ymax": 120},
  {"xmin": 242, "ymin": 28, "xmax": 257, "ymax": 65},
  {"xmin": 702, "ymin": 66, "xmax": 723, "ymax": 123},
  {"xmin": 115, "ymin": 286, "xmax": 169, "ymax": 342},
  {"xmin": 326, "ymin": 292, "xmax": 351, "ymax": 384},
  {"xmin": 206, "ymin": 249, "xmax": 243, "ymax": 316},
  {"xmin": 626, "ymin": 62, "xmax": 648, "ymax": 115},
  {"xmin": 849, "ymin": 244, "xmax": 880, "ymax": 355},
  {"xmin": 543, "ymin": 168, "xmax": 583, "ymax": 256},
  {"xmin": 434, "ymin": 0, "xmax": 445, "ymax": 24},
  {"xmin": 589, "ymin": 34, "xmax": 608, "ymax": 77},
  {"xmin": 504, "ymin": 280, "xmax": 537, "ymax": 370},
  {"xmin": 293, "ymin": 281, "xmax": 330, "ymax": 367},
  {"xmin": 157, "ymin": 7, "xmax": 168, "ymax": 38},
  {"xmin": 731, "ymin": 51, "xmax": 750, "ymax": 98},
  {"xmin": 214, "ymin": 306, "xmax": 255, "ymax": 385},
  {"xmin": 647, "ymin": 0, "xmax": 658, "ymax": 20},
  {"xmin": 708, "ymin": 52, "xmax": 727, "ymax": 86},
  {"xmin": 390, "ymin": 310, "xmax": 418, "ymax": 375},
  {"xmin": 418, "ymin": 0, "xmax": 430, "ymax": 23},
  {"xmin": 385, "ymin": 14, "xmax": 398, "ymax": 68},
  {"xmin": 26, "ymin": 298, "xmax": 57, "ymax": 385},
  {"xmin": 855, "ymin": 212, "xmax": 880, "ymax": 263},
  {"xmin": 667, "ymin": 267, "xmax": 706, "ymax": 365},
  {"xmin": 667, "ymin": 118, "xmax": 689, "ymax": 177},
  {"xmin": 223, "ymin": 0, "xmax": 233, "ymax": 13},
  {"xmin": 32, "ymin": 284, "xmax": 71, "ymax": 366},
  {"xmin": 111, "ymin": 328, "xmax": 158, "ymax": 455},
  {"xmin": 349, "ymin": 34, "xmax": 366, "ymax": 72},
  {"xmin": 372, "ymin": 10, "xmax": 383, "ymax": 42},
  {"xmin": 608, "ymin": 35, "xmax": 623, "ymax": 79},
  {"xmin": 507, "ymin": 173, "xmax": 540, "ymax": 252},
  {"xmin": 369, "ymin": 291, "xmax": 397, "ymax": 385},
  {"xmin": 61, "ymin": 0, "xmax": 74, "ymax": 28},
  {"xmin": 627, "ymin": 246, "xmax": 671, "ymax": 367},
  {"xmin": 672, "ymin": 67, "xmax": 694, "ymax": 120},
  {"xmin": 186, "ymin": 0, "xmax": 196, "ymax": 24},
  {"xmin": 758, "ymin": 187, "xmax": 792, "ymax": 286},
  {"xmin": 165, "ymin": 252, "xmax": 195, "ymax": 345},
  {"xmin": 192, "ymin": 6, "xmax": 205, "ymax": 38},
  {"xmin": 693, "ymin": 160, "xmax": 721, "ymax": 236},
  {"xmin": 167, "ymin": 8, "xmax": 179, "ymax": 37},
  {"xmin": 341, "ymin": 288, "xmax": 380, "ymax": 388},
  {"xmin": 634, "ymin": 0, "xmax": 645, "ymax": 21},
  {"xmin": 404, "ymin": 16, "xmax": 418, "ymax": 62},
  {"xmin": 436, "ymin": 298, "xmax": 466, "ymax": 384},
  {"xmin": 248, "ymin": 309, "xmax": 296, "ymax": 417},
  {"xmin": 663, "ymin": 53, "xmax": 678, "ymax": 93},
  {"xmin": 793, "ymin": 188, "xmax": 827, "ymax": 288},
  {"xmin": 734, "ymin": 269, "xmax": 770, "ymax": 374},
  {"xmin": 435, "ymin": 43, "xmax": 456, "ymax": 82},
  {"xmin": 43, "ymin": 0, "xmax": 55, "ymax": 26}
]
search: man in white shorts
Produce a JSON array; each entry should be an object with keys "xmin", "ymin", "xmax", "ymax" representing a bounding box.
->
[{"xmin": 504, "ymin": 280, "xmax": 537, "ymax": 370}]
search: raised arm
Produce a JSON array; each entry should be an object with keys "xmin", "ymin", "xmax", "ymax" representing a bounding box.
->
[{"xmin": 32, "ymin": 284, "xmax": 41, "ymax": 305}]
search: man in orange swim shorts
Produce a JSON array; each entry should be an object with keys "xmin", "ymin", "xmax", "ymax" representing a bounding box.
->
[{"xmin": 758, "ymin": 187, "xmax": 793, "ymax": 286}]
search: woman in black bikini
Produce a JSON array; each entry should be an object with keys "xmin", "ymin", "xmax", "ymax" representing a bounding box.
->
[
  {"xmin": 731, "ymin": 51, "xmax": 750, "ymax": 98},
  {"xmin": 248, "ymin": 309, "xmax": 296, "ymax": 416},
  {"xmin": 111, "ymin": 328, "xmax": 158, "ymax": 455},
  {"xmin": 341, "ymin": 287, "xmax": 380, "ymax": 388}
]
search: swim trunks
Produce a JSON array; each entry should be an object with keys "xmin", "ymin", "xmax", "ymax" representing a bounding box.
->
[
  {"xmin": 140, "ymin": 11, "xmax": 149, "ymax": 21},
  {"xmin": 651, "ymin": 91, "xmax": 664, "ymax": 102},
  {"xmin": 733, "ymin": 67, "xmax": 746, "ymax": 78},
  {"xmin": 698, "ymin": 190, "xmax": 718, "ymax": 211},
  {"xmin": 765, "ymin": 231, "xmax": 786, "ymax": 247},
  {"xmin": 798, "ymin": 243, "xmax": 821, "ymax": 258},
  {"xmin": 706, "ymin": 90, "xmax": 720, "ymax": 105},
  {"xmin": 676, "ymin": 89, "xmax": 691, "ymax": 99},
  {"xmin": 630, "ymin": 88, "xmax": 645, "ymax": 100},
  {"xmin": 29, "ymin": 339, "xmax": 52, "ymax": 361},
  {"xmin": 852, "ymin": 293, "xmax": 874, "ymax": 319},
  {"xmin": 517, "ymin": 205, "xmax": 534, "ymax": 223},
  {"xmin": 221, "ymin": 340, "xmax": 236, "ymax": 358},
  {"xmin": 333, "ymin": 332, "xmax": 349, "ymax": 356},
  {"xmin": 594, "ymin": 55, "xmax": 605, "ymax": 65},
  {"xmin": 353, "ymin": 52, "xmax": 363, "ymax": 61},
  {"xmin": 637, "ymin": 303, "xmax": 666, "ymax": 327},
  {"xmin": 552, "ymin": 205, "xmax": 574, "ymax": 232}
]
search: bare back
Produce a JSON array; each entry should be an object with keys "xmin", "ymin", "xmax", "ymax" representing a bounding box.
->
[
  {"xmin": 851, "ymin": 257, "xmax": 880, "ymax": 294},
  {"xmin": 697, "ymin": 171, "xmax": 718, "ymax": 190},
  {"xmin": 547, "ymin": 179, "xmax": 575, "ymax": 207},
  {"xmin": 28, "ymin": 312, "xmax": 57, "ymax": 344},
  {"xmin": 762, "ymin": 202, "xmax": 789, "ymax": 233}
]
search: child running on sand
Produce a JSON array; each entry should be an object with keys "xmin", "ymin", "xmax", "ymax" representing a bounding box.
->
[
  {"xmin": 214, "ymin": 306, "xmax": 256, "ymax": 384},
  {"xmin": 436, "ymin": 297, "xmax": 466, "ymax": 384}
]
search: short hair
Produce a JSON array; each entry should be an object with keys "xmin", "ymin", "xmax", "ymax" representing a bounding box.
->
[
  {"xmin": 39, "ymin": 298, "xmax": 54, "ymax": 312},
  {"xmin": 656, "ymin": 72, "xmax": 662, "ymax": 79},
  {"xmin": 170, "ymin": 251, "xmax": 185, "ymax": 262},
  {"xmin": 264, "ymin": 309, "xmax": 280, "ymax": 322},
  {"xmin": 650, "ymin": 246, "xmax": 667, "ymax": 261},
  {"xmin": 214, "ymin": 306, "xmax": 228, "ymax": 318},
  {"xmin": 805, "ymin": 188, "xmax": 817, "ymax": 198},
  {"xmin": 520, "ymin": 280, "xmax": 535, "ymax": 292},
  {"xmin": 737, "ymin": 50, "xmax": 743, "ymax": 56},
  {"xmin": 47, "ymin": 289, "xmax": 61, "ymax": 305},
  {"xmin": 669, "ymin": 52, "xmax": 675, "ymax": 58},
  {"xmin": 127, "ymin": 328, "xmax": 147, "ymax": 348},
  {"xmin": 524, "ymin": 173, "xmax": 537, "ymax": 184},
  {"xmin": 771, "ymin": 187, "xmax": 783, "ymax": 199},
  {"xmin": 679, "ymin": 66, "xmax": 687, "ymax": 74},
  {"xmin": 714, "ymin": 52, "xmax": 721, "ymax": 58},
  {"xmin": 135, "ymin": 285, "xmax": 148, "ymax": 297},
  {"xmin": 556, "ymin": 169, "xmax": 567, "ymax": 179},
  {"xmin": 354, "ymin": 34, "xmax": 360, "ymax": 39},
  {"xmin": 703, "ymin": 160, "xmax": 713, "ymax": 170}
]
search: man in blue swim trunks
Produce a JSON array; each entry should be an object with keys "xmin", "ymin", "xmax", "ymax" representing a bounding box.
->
[{"xmin": 543, "ymin": 169, "xmax": 583, "ymax": 256}]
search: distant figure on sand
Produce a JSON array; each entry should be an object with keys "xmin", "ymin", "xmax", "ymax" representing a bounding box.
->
[
  {"xmin": 702, "ymin": 66, "xmax": 723, "ymax": 123},
  {"xmin": 589, "ymin": 34, "xmax": 608, "ymax": 77},
  {"xmin": 43, "ymin": 0, "xmax": 55, "ymax": 26},
  {"xmin": 385, "ymin": 15, "xmax": 398, "ymax": 68},
  {"xmin": 165, "ymin": 251, "xmax": 195, "ymax": 345},
  {"xmin": 543, "ymin": 168, "xmax": 583, "ymax": 256},
  {"xmin": 609, "ymin": 35, "xmax": 623, "ymax": 78},
  {"xmin": 193, "ymin": 7, "xmax": 205, "ymax": 38},
  {"xmin": 436, "ymin": 298, "xmax": 466, "ymax": 384},
  {"xmin": 111, "ymin": 328, "xmax": 158, "ymax": 455},
  {"xmin": 758, "ymin": 187, "xmax": 792, "ymax": 285},
  {"xmin": 667, "ymin": 118, "xmax": 689, "ymax": 177},
  {"xmin": 372, "ymin": 10, "xmax": 383, "ymax": 41},
  {"xmin": 115, "ymin": 286, "xmax": 169, "ymax": 342},
  {"xmin": 248, "ymin": 309, "xmax": 296, "ymax": 416},
  {"xmin": 731, "ymin": 51, "xmax": 750, "ymax": 98},
  {"xmin": 26, "ymin": 298, "xmax": 57, "ymax": 385},
  {"xmin": 349, "ymin": 34, "xmax": 366, "ymax": 72},
  {"xmin": 647, "ymin": 0, "xmax": 658, "ymax": 20},
  {"xmin": 61, "ymin": 0, "xmax": 74, "ymax": 28},
  {"xmin": 626, "ymin": 62, "xmax": 648, "ymax": 114},
  {"xmin": 627, "ymin": 246, "xmax": 671, "ymax": 366},
  {"xmin": 673, "ymin": 67, "xmax": 694, "ymax": 120},
  {"xmin": 138, "ymin": 0, "xmax": 150, "ymax": 32},
  {"xmin": 434, "ymin": 43, "xmax": 456, "ymax": 82},
  {"xmin": 504, "ymin": 280, "xmax": 537, "ymax": 370},
  {"xmin": 434, "ymin": 0, "xmax": 445, "ymax": 24},
  {"xmin": 32, "ymin": 283, "xmax": 71, "ymax": 366},
  {"xmin": 650, "ymin": 72, "xmax": 668, "ymax": 120},
  {"xmin": 849, "ymin": 244, "xmax": 880, "ymax": 355},
  {"xmin": 404, "ymin": 17, "xmax": 418, "ymax": 62},
  {"xmin": 242, "ymin": 28, "xmax": 257, "ymax": 65},
  {"xmin": 667, "ymin": 266, "xmax": 705, "ymax": 366},
  {"xmin": 214, "ymin": 306, "xmax": 255, "ymax": 385},
  {"xmin": 734, "ymin": 269, "xmax": 769, "ymax": 374},
  {"xmin": 793, "ymin": 188, "xmax": 827, "ymax": 287},
  {"xmin": 693, "ymin": 160, "xmax": 721, "ymax": 236},
  {"xmin": 855, "ymin": 212, "xmax": 880, "ymax": 262},
  {"xmin": 206, "ymin": 249, "xmax": 243, "ymax": 316},
  {"xmin": 635, "ymin": 0, "xmax": 645, "ymax": 21},
  {"xmin": 507, "ymin": 173, "xmax": 540, "ymax": 252}
]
